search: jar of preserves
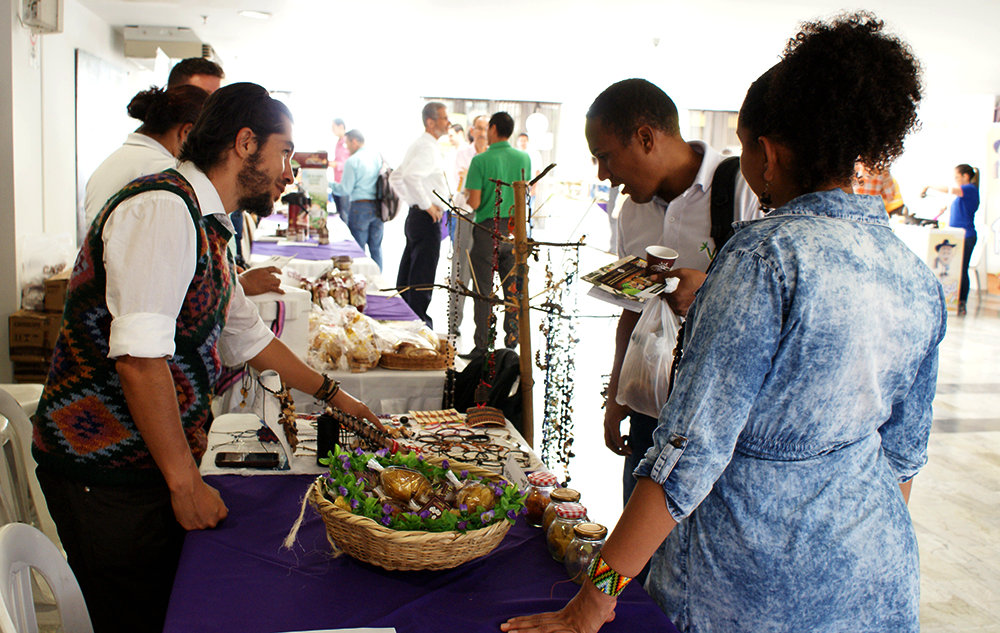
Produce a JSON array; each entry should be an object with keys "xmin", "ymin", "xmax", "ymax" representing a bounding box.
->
[
  {"xmin": 546, "ymin": 502, "xmax": 588, "ymax": 562},
  {"xmin": 524, "ymin": 472, "xmax": 559, "ymax": 527},
  {"xmin": 564, "ymin": 522, "xmax": 608, "ymax": 584},
  {"xmin": 542, "ymin": 488, "xmax": 581, "ymax": 534}
]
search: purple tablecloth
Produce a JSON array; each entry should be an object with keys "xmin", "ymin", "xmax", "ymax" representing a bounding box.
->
[
  {"xmin": 164, "ymin": 475, "xmax": 679, "ymax": 633},
  {"xmin": 253, "ymin": 237, "xmax": 366, "ymax": 261},
  {"xmin": 366, "ymin": 294, "xmax": 420, "ymax": 322}
]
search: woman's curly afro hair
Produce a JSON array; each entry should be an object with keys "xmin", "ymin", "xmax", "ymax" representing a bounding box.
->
[{"xmin": 740, "ymin": 12, "xmax": 922, "ymax": 192}]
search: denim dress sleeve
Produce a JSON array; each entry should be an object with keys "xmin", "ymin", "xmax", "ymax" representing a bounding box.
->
[
  {"xmin": 878, "ymin": 292, "xmax": 947, "ymax": 482},
  {"xmin": 633, "ymin": 242, "xmax": 785, "ymax": 521}
]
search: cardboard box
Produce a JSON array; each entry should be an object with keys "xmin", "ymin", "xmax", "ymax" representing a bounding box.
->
[
  {"xmin": 44, "ymin": 268, "xmax": 72, "ymax": 313},
  {"xmin": 12, "ymin": 359, "xmax": 51, "ymax": 384},
  {"xmin": 9, "ymin": 309, "xmax": 62, "ymax": 350}
]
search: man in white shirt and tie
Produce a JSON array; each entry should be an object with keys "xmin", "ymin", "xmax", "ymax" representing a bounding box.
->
[{"xmin": 390, "ymin": 101, "xmax": 451, "ymax": 328}]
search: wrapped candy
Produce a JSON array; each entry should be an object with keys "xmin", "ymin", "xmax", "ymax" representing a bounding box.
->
[{"xmin": 455, "ymin": 483, "xmax": 495, "ymax": 512}]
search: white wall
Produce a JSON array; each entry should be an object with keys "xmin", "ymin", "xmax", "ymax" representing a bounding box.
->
[
  {"xmin": 1, "ymin": 0, "xmax": 44, "ymax": 381},
  {"xmin": 1, "ymin": 0, "xmax": 136, "ymax": 380},
  {"xmin": 41, "ymin": 0, "xmax": 137, "ymax": 237}
]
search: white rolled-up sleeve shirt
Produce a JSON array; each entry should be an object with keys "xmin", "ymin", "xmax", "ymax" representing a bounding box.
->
[
  {"xmin": 392, "ymin": 132, "xmax": 447, "ymax": 211},
  {"xmin": 104, "ymin": 161, "xmax": 274, "ymax": 365}
]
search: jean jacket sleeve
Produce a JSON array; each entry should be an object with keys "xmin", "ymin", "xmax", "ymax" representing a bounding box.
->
[{"xmin": 877, "ymin": 292, "xmax": 947, "ymax": 482}]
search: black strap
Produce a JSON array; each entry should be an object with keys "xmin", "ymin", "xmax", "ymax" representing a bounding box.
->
[
  {"xmin": 709, "ymin": 156, "xmax": 742, "ymax": 252},
  {"xmin": 667, "ymin": 156, "xmax": 742, "ymax": 399}
]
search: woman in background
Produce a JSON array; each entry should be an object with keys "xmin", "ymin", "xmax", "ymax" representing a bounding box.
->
[
  {"xmin": 923, "ymin": 164, "xmax": 980, "ymax": 314},
  {"xmin": 84, "ymin": 84, "xmax": 209, "ymax": 226},
  {"xmin": 504, "ymin": 12, "xmax": 944, "ymax": 633}
]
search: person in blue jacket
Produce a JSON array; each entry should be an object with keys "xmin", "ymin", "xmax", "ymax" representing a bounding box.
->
[{"xmin": 923, "ymin": 164, "xmax": 980, "ymax": 315}]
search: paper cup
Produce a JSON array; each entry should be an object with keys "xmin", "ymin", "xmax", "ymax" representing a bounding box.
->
[{"xmin": 645, "ymin": 246, "xmax": 679, "ymax": 274}]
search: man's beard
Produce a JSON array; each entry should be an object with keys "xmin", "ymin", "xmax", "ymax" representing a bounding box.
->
[{"xmin": 237, "ymin": 149, "xmax": 277, "ymax": 217}]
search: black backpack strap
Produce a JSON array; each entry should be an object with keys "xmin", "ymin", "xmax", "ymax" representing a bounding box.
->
[{"xmin": 710, "ymin": 156, "xmax": 742, "ymax": 251}]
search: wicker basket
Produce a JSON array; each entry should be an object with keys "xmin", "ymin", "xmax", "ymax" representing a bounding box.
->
[
  {"xmin": 307, "ymin": 459, "xmax": 510, "ymax": 570},
  {"xmin": 378, "ymin": 341, "xmax": 454, "ymax": 371}
]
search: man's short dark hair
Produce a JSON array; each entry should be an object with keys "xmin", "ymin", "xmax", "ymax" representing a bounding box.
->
[
  {"xmin": 345, "ymin": 129, "xmax": 364, "ymax": 144},
  {"xmin": 167, "ymin": 58, "xmax": 224, "ymax": 88},
  {"xmin": 422, "ymin": 101, "xmax": 445, "ymax": 127},
  {"xmin": 450, "ymin": 123, "xmax": 464, "ymax": 134},
  {"xmin": 517, "ymin": 132, "xmax": 529, "ymax": 140},
  {"xmin": 332, "ymin": 118, "xmax": 345, "ymax": 128},
  {"xmin": 489, "ymin": 112, "xmax": 515, "ymax": 139},
  {"xmin": 178, "ymin": 82, "xmax": 293, "ymax": 173},
  {"xmin": 587, "ymin": 78, "xmax": 680, "ymax": 145}
]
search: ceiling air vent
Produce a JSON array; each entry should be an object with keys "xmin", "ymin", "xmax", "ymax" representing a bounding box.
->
[{"xmin": 123, "ymin": 26, "xmax": 203, "ymax": 60}]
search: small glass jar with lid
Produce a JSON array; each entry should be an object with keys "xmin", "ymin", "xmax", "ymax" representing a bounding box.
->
[
  {"xmin": 546, "ymin": 502, "xmax": 588, "ymax": 562},
  {"xmin": 564, "ymin": 522, "xmax": 608, "ymax": 584},
  {"xmin": 542, "ymin": 487, "xmax": 581, "ymax": 534},
  {"xmin": 524, "ymin": 472, "xmax": 559, "ymax": 527}
]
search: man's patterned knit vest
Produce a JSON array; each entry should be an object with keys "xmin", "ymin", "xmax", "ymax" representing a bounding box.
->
[{"xmin": 32, "ymin": 169, "xmax": 235, "ymax": 486}]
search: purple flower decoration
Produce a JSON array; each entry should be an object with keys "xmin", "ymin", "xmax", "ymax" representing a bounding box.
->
[
  {"xmin": 356, "ymin": 477, "xmax": 365, "ymax": 486},
  {"xmin": 382, "ymin": 503, "xmax": 393, "ymax": 515},
  {"xmin": 441, "ymin": 459, "xmax": 450, "ymax": 470},
  {"xmin": 350, "ymin": 499, "xmax": 359, "ymax": 510},
  {"xmin": 419, "ymin": 510, "xmax": 430, "ymax": 519},
  {"xmin": 338, "ymin": 486, "xmax": 349, "ymax": 497},
  {"xmin": 519, "ymin": 507, "xmax": 528, "ymax": 515},
  {"xmin": 417, "ymin": 454, "xmax": 425, "ymax": 461},
  {"xmin": 380, "ymin": 516, "xmax": 392, "ymax": 526},
  {"xmin": 459, "ymin": 503, "xmax": 468, "ymax": 512},
  {"xmin": 460, "ymin": 470, "xmax": 469, "ymax": 478},
  {"xmin": 354, "ymin": 447, "xmax": 364, "ymax": 456},
  {"xmin": 376, "ymin": 448, "xmax": 388, "ymax": 457},
  {"xmin": 457, "ymin": 521, "xmax": 468, "ymax": 530},
  {"xmin": 507, "ymin": 509, "xmax": 517, "ymax": 521},
  {"xmin": 480, "ymin": 510, "xmax": 495, "ymax": 523}
]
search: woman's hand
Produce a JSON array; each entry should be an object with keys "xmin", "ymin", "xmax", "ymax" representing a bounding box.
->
[
  {"xmin": 650, "ymin": 268, "xmax": 707, "ymax": 317},
  {"xmin": 501, "ymin": 581, "xmax": 617, "ymax": 633}
]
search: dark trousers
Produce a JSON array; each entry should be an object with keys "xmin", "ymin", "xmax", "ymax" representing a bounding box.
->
[
  {"xmin": 622, "ymin": 411, "xmax": 657, "ymax": 587},
  {"xmin": 470, "ymin": 218, "xmax": 519, "ymax": 353},
  {"xmin": 37, "ymin": 467, "xmax": 186, "ymax": 633},
  {"xmin": 960, "ymin": 233, "xmax": 977, "ymax": 303},
  {"xmin": 397, "ymin": 206, "xmax": 441, "ymax": 329}
]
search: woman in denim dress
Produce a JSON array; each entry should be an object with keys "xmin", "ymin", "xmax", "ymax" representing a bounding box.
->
[{"xmin": 504, "ymin": 12, "xmax": 944, "ymax": 633}]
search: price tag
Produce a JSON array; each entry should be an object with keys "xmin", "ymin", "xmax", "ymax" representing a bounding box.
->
[{"xmin": 503, "ymin": 453, "xmax": 530, "ymax": 491}]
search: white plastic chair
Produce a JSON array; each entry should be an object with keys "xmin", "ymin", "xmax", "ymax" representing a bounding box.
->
[
  {"xmin": 0, "ymin": 390, "xmax": 57, "ymax": 548},
  {"xmin": 0, "ymin": 524, "xmax": 86, "ymax": 633},
  {"xmin": 0, "ymin": 523, "xmax": 91, "ymax": 633}
]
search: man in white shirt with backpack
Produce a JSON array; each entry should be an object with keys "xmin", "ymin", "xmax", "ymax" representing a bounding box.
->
[{"xmin": 587, "ymin": 79, "xmax": 762, "ymax": 543}]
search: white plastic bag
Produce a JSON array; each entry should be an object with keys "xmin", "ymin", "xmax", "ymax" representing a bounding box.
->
[
  {"xmin": 616, "ymin": 298, "xmax": 681, "ymax": 419},
  {"xmin": 19, "ymin": 232, "xmax": 76, "ymax": 310}
]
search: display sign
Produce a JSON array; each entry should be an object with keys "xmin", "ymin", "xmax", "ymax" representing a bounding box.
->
[{"xmin": 984, "ymin": 124, "xmax": 1000, "ymax": 292}]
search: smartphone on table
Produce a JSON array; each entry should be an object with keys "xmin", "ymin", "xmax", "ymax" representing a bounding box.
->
[{"xmin": 214, "ymin": 452, "xmax": 280, "ymax": 469}]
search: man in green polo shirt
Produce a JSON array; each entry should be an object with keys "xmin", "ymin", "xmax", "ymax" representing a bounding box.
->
[{"xmin": 463, "ymin": 111, "xmax": 531, "ymax": 359}]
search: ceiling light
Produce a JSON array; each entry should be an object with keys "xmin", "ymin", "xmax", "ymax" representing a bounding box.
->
[{"xmin": 238, "ymin": 10, "xmax": 271, "ymax": 19}]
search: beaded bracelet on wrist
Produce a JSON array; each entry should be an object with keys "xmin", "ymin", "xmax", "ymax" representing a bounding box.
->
[
  {"xmin": 313, "ymin": 375, "xmax": 341, "ymax": 402},
  {"xmin": 586, "ymin": 553, "xmax": 632, "ymax": 597}
]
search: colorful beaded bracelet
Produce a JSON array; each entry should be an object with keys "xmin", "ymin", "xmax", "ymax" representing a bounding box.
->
[{"xmin": 586, "ymin": 553, "xmax": 633, "ymax": 597}]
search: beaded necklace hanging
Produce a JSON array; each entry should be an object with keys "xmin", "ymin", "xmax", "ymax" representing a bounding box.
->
[{"xmin": 536, "ymin": 245, "xmax": 580, "ymax": 481}]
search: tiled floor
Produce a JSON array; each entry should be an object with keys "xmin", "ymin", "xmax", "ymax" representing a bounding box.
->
[{"xmin": 910, "ymin": 300, "xmax": 1000, "ymax": 632}]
